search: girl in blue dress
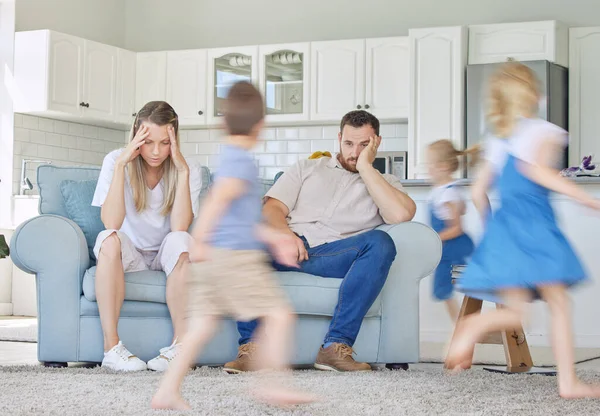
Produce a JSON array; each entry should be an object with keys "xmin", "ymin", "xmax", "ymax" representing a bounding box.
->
[
  {"xmin": 446, "ymin": 61, "xmax": 600, "ymax": 399},
  {"xmin": 426, "ymin": 140, "xmax": 475, "ymax": 321}
]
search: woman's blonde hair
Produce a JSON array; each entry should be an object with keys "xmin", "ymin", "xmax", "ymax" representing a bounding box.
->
[
  {"xmin": 428, "ymin": 139, "xmax": 481, "ymax": 172},
  {"xmin": 487, "ymin": 61, "xmax": 540, "ymax": 138},
  {"xmin": 128, "ymin": 101, "xmax": 180, "ymax": 216}
]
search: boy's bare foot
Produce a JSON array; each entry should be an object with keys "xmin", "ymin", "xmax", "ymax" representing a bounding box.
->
[
  {"xmin": 151, "ymin": 391, "xmax": 191, "ymax": 411},
  {"xmin": 252, "ymin": 386, "xmax": 318, "ymax": 407},
  {"xmin": 559, "ymin": 380, "xmax": 600, "ymax": 399}
]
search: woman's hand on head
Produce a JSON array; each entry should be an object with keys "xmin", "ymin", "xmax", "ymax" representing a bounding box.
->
[
  {"xmin": 168, "ymin": 125, "xmax": 189, "ymax": 173},
  {"xmin": 117, "ymin": 125, "xmax": 150, "ymax": 166}
]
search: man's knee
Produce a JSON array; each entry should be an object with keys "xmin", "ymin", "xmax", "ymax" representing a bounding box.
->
[{"xmin": 364, "ymin": 230, "xmax": 397, "ymax": 260}]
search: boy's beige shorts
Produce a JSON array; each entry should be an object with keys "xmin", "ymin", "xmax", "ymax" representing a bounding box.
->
[{"xmin": 188, "ymin": 248, "xmax": 291, "ymax": 321}]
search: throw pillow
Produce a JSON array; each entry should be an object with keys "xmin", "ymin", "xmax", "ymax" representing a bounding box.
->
[{"xmin": 59, "ymin": 179, "xmax": 105, "ymax": 262}]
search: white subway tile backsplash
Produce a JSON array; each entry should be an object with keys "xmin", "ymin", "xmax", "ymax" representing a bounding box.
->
[
  {"xmin": 30, "ymin": 131, "xmax": 46, "ymax": 144},
  {"xmin": 38, "ymin": 118, "xmax": 54, "ymax": 133},
  {"xmin": 37, "ymin": 144, "xmax": 54, "ymax": 159},
  {"xmin": 84, "ymin": 125, "xmax": 99, "ymax": 139},
  {"xmin": 264, "ymin": 167, "xmax": 282, "ymax": 179},
  {"xmin": 180, "ymin": 143, "xmax": 198, "ymax": 155},
  {"xmin": 45, "ymin": 133, "xmax": 62, "ymax": 147},
  {"xmin": 14, "ymin": 114, "xmax": 23, "ymax": 128},
  {"xmin": 265, "ymin": 141, "xmax": 287, "ymax": 154},
  {"xmin": 14, "ymin": 128, "xmax": 30, "ymax": 142},
  {"xmin": 311, "ymin": 140, "xmax": 336, "ymax": 153},
  {"xmin": 77, "ymin": 137, "xmax": 91, "ymax": 150},
  {"xmin": 298, "ymin": 126, "xmax": 322, "ymax": 139},
  {"xmin": 68, "ymin": 123, "xmax": 85, "ymax": 136},
  {"xmin": 197, "ymin": 142, "xmax": 220, "ymax": 155},
  {"xmin": 22, "ymin": 115, "xmax": 39, "ymax": 130},
  {"xmin": 257, "ymin": 154, "xmax": 276, "ymax": 166},
  {"xmin": 68, "ymin": 149, "xmax": 83, "ymax": 161},
  {"xmin": 21, "ymin": 143, "xmax": 38, "ymax": 157},
  {"xmin": 395, "ymin": 123, "xmax": 408, "ymax": 137},
  {"xmin": 52, "ymin": 147, "xmax": 70, "ymax": 161},
  {"xmin": 276, "ymin": 154, "xmax": 299, "ymax": 167},
  {"xmin": 13, "ymin": 141, "xmax": 22, "ymax": 155},
  {"xmin": 90, "ymin": 139, "xmax": 106, "ymax": 153},
  {"xmin": 104, "ymin": 142, "xmax": 121, "ymax": 153},
  {"xmin": 83, "ymin": 151, "xmax": 98, "ymax": 164},
  {"xmin": 380, "ymin": 124, "xmax": 396, "ymax": 138},
  {"xmin": 287, "ymin": 141, "xmax": 311, "ymax": 153},
  {"xmin": 54, "ymin": 120, "xmax": 70, "ymax": 134},
  {"xmin": 110, "ymin": 129, "xmax": 126, "ymax": 143},
  {"xmin": 276, "ymin": 128, "xmax": 299, "ymax": 140},
  {"xmin": 61, "ymin": 135, "xmax": 78, "ymax": 148},
  {"xmin": 260, "ymin": 128, "xmax": 276, "ymax": 140},
  {"xmin": 253, "ymin": 142, "xmax": 266, "ymax": 153},
  {"xmin": 187, "ymin": 130, "xmax": 210, "ymax": 142},
  {"xmin": 209, "ymin": 129, "xmax": 225, "ymax": 141},
  {"xmin": 380, "ymin": 138, "xmax": 408, "ymax": 151},
  {"xmin": 322, "ymin": 126, "xmax": 339, "ymax": 139}
]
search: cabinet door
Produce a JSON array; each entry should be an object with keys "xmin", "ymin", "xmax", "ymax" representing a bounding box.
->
[
  {"xmin": 135, "ymin": 52, "xmax": 167, "ymax": 112},
  {"xmin": 259, "ymin": 43, "xmax": 310, "ymax": 123},
  {"xmin": 468, "ymin": 21, "xmax": 568, "ymax": 67},
  {"xmin": 310, "ymin": 39, "xmax": 365, "ymax": 121},
  {"xmin": 408, "ymin": 27, "xmax": 467, "ymax": 179},
  {"xmin": 82, "ymin": 40, "xmax": 117, "ymax": 120},
  {"xmin": 207, "ymin": 46, "xmax": 258, "ymax": 126},
  {"xmin": 47, "ymin": 31, "xmax": 84, "ymax": 115},
  {"xmin": 365, "ymin": 37, "xmax": 409, "ymax": 120},
  {"xmin": 569, "ymin": 27, "xmax": 600, "ymax": 167},
  {"xmin": 166, "ymin": 50, "xmax": 208, "ymax": 127},
  {"xmin": 115, "ymin": 48, "xmax": 137, "ymax": 125}
]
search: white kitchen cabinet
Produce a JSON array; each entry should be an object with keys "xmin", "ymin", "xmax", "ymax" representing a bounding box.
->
[
  {"xmin": 468, "ymin": 20, "xmax": 568, "ymax": 67},
  {"xmin": 81, "ymin": 40, "xmax": 117, "ymax": 121},
  {"xmin": 408, "ymin": 26, "xmax": 467, "ymax": 179},
  {"xmin": 259, "ymin": 43, "xmax": 310, "ymax": 123},
  {"xmin": 310, "ymin": 39, "xmax": 365, "ymax": 121},
  {"xmin": 568, "ymin": 27, "xmax": 600, "ymax": 167},
  {"xmin": 365, "ymin": 37, "xmax": 409, "ymax": 120},
  {"xmin": 115, "ymin": 48, "xmax": 137, "ymax": 125},
  {"xmin": 14, "ymin": 30, "xmax": 124, "ymax": 127},
  {"xmin": 207, "ymin": 46, "xmax": 258, "ymax": 126},
  {"xmin": 135, "ymin": 52, "xmax": 167, "ymax": 113},
  {"xmin": 166, "ymin": 50, "xmax": 208, "ymax": 127}
]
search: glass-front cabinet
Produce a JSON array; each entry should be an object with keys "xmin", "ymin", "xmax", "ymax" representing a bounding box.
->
[
  {"xmin": 207, "ymin": 46, "xmax": 258, "ymax": 125},
  {"xmin": 259, "ymin": 43, "xmax": 310, "ymax": 122}
]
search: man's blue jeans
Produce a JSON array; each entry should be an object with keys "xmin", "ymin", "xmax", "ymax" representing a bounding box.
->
[{"xmin": 236, "ymin": 229, "xmax": 397, "ymax": 347}]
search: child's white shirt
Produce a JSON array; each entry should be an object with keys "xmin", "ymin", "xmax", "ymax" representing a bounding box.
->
[{"xmin": 428, "ymin": 181, "xmax": 466, "ymax": 221}]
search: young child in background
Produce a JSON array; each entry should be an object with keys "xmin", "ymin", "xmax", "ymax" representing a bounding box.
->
[
  {"xmin": 426, "ymin": 140, "xmax": 476, "ymax": 321},
  {"xmin": 446, "ymin": 61, "xmax": 600, "ymax": 399},
  {"xmin": 151, "ymin": 81, "xmax": 316, "ymax": 410}
]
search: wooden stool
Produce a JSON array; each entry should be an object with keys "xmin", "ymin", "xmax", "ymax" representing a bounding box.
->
[{"xmin": 448, "ymin": 266, "xmax": 556, "ymax": 375}]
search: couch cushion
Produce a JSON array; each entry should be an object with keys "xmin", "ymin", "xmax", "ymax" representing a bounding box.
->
[
  {"xmin": 82, "ymin": 268, "xmax": 381, "ymax": 318},
  {"xmin": 60, "ymin": 179, "xmax": 105, "ymax": 261},
  {"xmin": 38, "ymin": 165, "xmax": 101, "ymax": 217}
]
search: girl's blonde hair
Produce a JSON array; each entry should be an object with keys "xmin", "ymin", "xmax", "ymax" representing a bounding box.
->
[
  {"xmin": 487, "ymin": 61, "xmax": 540, "ymax": 138},
  {"xmin": 128, "ymin": 101, "xmax": 180, "ymax": 216},
  {"xmin": 428, "ymin": 139, "xmax": 481, "ymax": 172}
]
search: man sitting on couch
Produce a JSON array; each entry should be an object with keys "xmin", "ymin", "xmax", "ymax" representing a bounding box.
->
[{"xmin": 225, "ymin": 110, "xmax": 417, "ymax": 373}]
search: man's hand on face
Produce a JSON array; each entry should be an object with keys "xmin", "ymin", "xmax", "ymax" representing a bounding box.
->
[{"xmin": 356, "ymin": 136, "xmax": 381, "ymax": 172}]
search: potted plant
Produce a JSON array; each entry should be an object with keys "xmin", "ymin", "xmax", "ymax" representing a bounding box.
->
[{"xmin": 0, "ymin": 234, "xmax": 8, "ymax": 259}]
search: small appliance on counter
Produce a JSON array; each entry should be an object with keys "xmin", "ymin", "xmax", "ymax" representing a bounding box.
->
[{"xmin": 373, "ymin": 151, "xmax": 407, "ymax": 180}]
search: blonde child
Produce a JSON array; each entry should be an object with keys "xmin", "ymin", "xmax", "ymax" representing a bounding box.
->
[
  {"xmin": 426, "ymin": 140, "xmax": 476, "ymax": 321},
  {"xmin": 151, "ymin": 81, "xmax": 315, "ymax": 410},
  {"xmin": 446, "ymin": 61, "xmax": 600, "ymax": 399}
]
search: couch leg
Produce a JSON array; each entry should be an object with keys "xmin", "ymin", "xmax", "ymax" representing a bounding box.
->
[
  {"xmin": 386, "ymin": 363, "xmax": 409, "ymax": 371},
  {"xmin": 42, "ymin": 362, "xmax": 68, "ymax": 368}
]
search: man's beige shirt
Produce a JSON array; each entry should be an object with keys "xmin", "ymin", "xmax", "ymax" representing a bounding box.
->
[{"xmin": 265, "ymin": 155, "xmax": 405, "ymax": 247}]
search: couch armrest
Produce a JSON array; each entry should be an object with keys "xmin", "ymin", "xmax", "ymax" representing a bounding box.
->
[
  {"xmin": 10, "ymin": 214, "xmax": 90, "ymax": 362},
  {"xmin": 375, "ymin": 221, "xmax": 441, "ymax": 363}
]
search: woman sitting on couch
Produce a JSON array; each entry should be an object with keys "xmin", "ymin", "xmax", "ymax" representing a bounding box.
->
[{"xmin": 91, "ymin": 101, "xmax": 203, "ymax": 371}]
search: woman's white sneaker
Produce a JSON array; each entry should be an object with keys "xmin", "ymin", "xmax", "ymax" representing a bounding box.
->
[
  {"xmin": 147, "ymin": 339, "xmax": 181, "ymax": 372},
  {"xmin": 101, "ymin": 341, "xmax": 147, "ymax": 372}
]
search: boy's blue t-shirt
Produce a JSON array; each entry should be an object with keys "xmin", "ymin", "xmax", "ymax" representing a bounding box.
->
[{"xmin": 209, "ymin": 144, "xmax": 265, "ymax": 250}]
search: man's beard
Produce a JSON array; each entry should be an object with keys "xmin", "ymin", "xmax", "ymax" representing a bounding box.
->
[{"xmin": 337, "ymin": 153, "xmax": 358, "ymax": 173}]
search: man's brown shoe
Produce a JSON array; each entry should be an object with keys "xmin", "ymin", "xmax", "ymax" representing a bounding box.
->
[
  {"xmin": 223, "ymin": 343, "xmax": 258, "ymax": 374},
  {"xmin": 314, "ymin": 343, "xmax": 372, "ymax": 372}
]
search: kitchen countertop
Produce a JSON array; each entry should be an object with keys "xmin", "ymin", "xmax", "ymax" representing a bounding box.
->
[{"xmin": 400, "ymin": 176, "xmax": 600, "ymax": 187}]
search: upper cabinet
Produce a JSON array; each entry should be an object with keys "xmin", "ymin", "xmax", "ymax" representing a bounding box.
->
[
  {"xmin": 135, "ymin": 52, "xmax": 167, "ymax": 113},
  {"xmin": 259, "ymin": 43, "xmax": 310, "ymax": 123},
  {"xmin": 14, "ymin": 30, "xmax": 133, "ymax": 128},
  {"xmin": 468, "ymin": 21, "xmax": 568, "ymax": 67},
  {"xmin": 166, "ymin": 50, "xmax": 208, "ymax": 127},
  {"xmin": 310, "ymin": 37, "xmax": 409, "ymax": 122},
  {"xmin": 568, "ymin": 27, "xmax": 600, "ymax": 167},
  {"xmin": 408, "ymin": 26, "xmax": 467, "ymax": 179},
  {"xmin": 115, "ymin": 48, "xmax": 137, "ymax": 125},
  {"xmin": 207, "ymin": 46, "xmax": 258, "ymax": 126}
]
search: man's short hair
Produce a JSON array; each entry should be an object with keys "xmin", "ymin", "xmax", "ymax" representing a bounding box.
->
[
  {"xmin": 224, "ymin": 81, "xmax": 265, "ymax": 135},
  {"xmin": 339, "ymin": 110, "xmax": 380, "ymax": 136}
]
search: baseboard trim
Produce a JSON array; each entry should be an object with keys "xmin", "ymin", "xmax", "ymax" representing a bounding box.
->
[{"xmin": 0, "ymin": 303, "xmax": 13, "ymax": 316}]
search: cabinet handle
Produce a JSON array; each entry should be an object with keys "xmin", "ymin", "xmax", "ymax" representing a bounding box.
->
[
  {"xmin": 83, "ymin": 103, "xmax": 90, "ymax": 108},
  {"xmin": 132, "ymin": 113, "xmax": 137, "ymax": 117},
  {"xmin": 79, "ymin": 102, "xmax": 86, "ymax": 107},
  {"xmin": 365, "ymin": 104, "xmax": 370, "ymax": 109},
  {"xmin": 198, "ymin": 110, "xmax": 204, "ymax": 116},
  {"xmin": 356, "ymin": 105, "xmax": 362, "ymax": 109}
]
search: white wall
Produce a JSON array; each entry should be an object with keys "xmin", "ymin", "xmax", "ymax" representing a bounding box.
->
[
  {"xmin": 15, "ymin": 0, "xmax": 126, "ymax": 48},
  {"xmin": 124, "ymin": 0, "xmax": 600, "ymax": 51}
]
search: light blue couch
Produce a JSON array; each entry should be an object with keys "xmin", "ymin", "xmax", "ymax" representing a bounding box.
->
[{"xmin": 10, "ymin": 164, "xmax": 441, "ymax": 368}]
